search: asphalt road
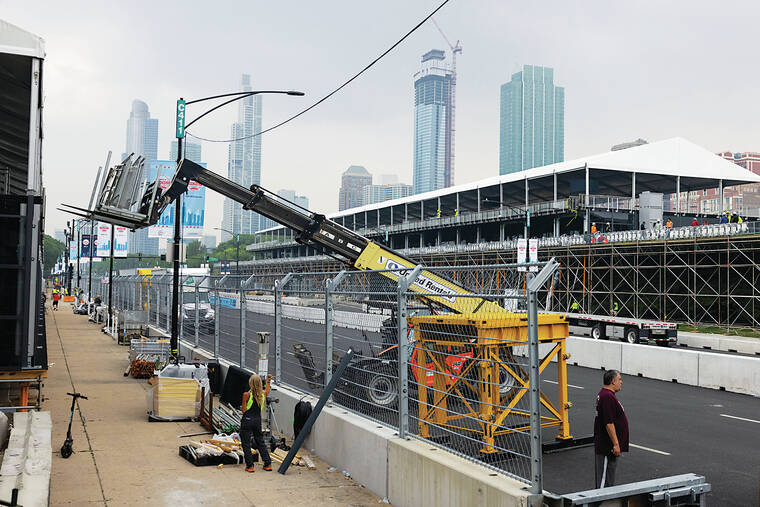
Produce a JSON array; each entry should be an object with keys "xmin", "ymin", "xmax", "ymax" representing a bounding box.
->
[
  {"xmin": 185, "ymin": 309, "xmax": 759, "ymax": 505},
  {"xmin": 540, "ymin": 363, "xmax": 760, "ymax": 505}
]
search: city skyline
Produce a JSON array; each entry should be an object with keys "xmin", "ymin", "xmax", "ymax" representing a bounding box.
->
[{"xmin": 10, "ymin": 2, "xmax": 760, "ymax": 236}]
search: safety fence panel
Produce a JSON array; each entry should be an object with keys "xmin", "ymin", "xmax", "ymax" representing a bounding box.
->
[
  {"xmin": 276, "ymin": 272, "xmax": 335, "ymax": 397},
  {"xmin": 243, "ymin": 276, "xmax": 277, "ymax": 375},
  {"xmin": 328, "ymin": 270, "xmax": 402, "ymax": 430},
  {"xmin": 106, "ymin": 263, "xmax": 556, "ymax": 489}
]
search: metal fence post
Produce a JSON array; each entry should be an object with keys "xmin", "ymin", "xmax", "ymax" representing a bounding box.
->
[
  {"xmin": 179, "ymin": 277, "xmax": 184, "ymax": 347},
  {"xmin": 166, "ymin": 280, "xmax": 171, "ymax": 330},
  {"xmin": 240, "ymin": 283, "xmax": 246, "ymax": 367},
  {"xmin": 194, "ymin": 280, "xmax": 200, "ymax": 348},
  {"xmin": 325, "ymin": 271, "xmax": 347, "ymax": 388},
  {"xmin": 146, "ymin": 277, "xmax": 151, "ymax": 318},
  {"xmin": 526, "ymin": 273, "xmax": 542, "ymax": 495},
  {"xmin": 526, "ymin": 258, "xmax": 560, "ymax": 496},
  {"xmin": 274, "ymin": 273, "xmax": 294, "ymax": 384},
  {"xmin": 214, "ymin": 279, "xmax": 220, "ymax": 359},
  {"xmin": 398, "ymin": 266, "xmax": 422, "ymax": 439},
  {"xmin": 155, "ymin": 282, "xmax": 160, "ymax": 326}
]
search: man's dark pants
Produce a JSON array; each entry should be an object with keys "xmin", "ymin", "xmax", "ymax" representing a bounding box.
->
[{"xmin": 595, "ymin": 453, "xmax": 618, "ymax": 488}]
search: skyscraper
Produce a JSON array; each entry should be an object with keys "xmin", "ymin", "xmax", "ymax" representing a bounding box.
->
[
  {"xmin": 170, "ymin": 140, "xmax": 202, "ymax": 163},
  {"xmin": 413, "ymin": 49, "xmax": 456, "ymax": 194},
  {"xmin": 338, "ymin": 165, "xmax": 372, "ymax": 211},
  {"xmin": 123, "ymin": 99, "xmax": 159, "ymax": 255},
  {"xmin": 499, "ymin": 65, "xmax": 564, "ymax": 174},
  {"xmin": 221, "ymin": 74, "xmax": 263, "ymax": 241},
  {"xmin": 362, "ymin": 182, "xmax": 412, "ymax": 206},
  {"xmin": 277, "ymin": 189, "xmax": 309, "ymax": 210},
  {"xmin": 123, "ymin": 99, "xmax": 158, "ymax": 162}
]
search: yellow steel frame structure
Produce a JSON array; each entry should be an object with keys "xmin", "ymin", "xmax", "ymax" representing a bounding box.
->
[{"xmin": 409, "ymin": 312, "xmax": 572, "ymax": 454}]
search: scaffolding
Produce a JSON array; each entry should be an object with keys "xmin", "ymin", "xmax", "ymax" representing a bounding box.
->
[{"xmin": 241, "ymin": 233, "xmax": 760, "ymax": 330}]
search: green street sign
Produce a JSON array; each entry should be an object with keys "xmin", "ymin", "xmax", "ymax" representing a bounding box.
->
[
  {"xmin": 184, "ymin": 276, "xmax": 195, "ymax": 286},
  {"xmin": 208, "ymin": 257, "xmax": 218, "ymax": 262},
  {"xmin": 176, "ymin": 99, "xmax": 186, "ymax": 138}
]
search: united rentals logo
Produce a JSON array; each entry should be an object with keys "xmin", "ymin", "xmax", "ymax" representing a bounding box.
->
[{"xmin": 377, "ymin": 256, "xmax": 456, "ymax": 302}]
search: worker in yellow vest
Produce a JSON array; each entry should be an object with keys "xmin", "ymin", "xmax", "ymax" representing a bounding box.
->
[{"xmin": 240, "ymin": 374, "xmax": 273, "ymax": 472}]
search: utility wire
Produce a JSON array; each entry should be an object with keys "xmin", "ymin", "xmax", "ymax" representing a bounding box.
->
[{"xmin": 186, "ymin": 0, "xmax": 452, "ymax": 144}]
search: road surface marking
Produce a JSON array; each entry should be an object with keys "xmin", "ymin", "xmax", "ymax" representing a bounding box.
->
[
  {"xmin": 630, "ymin": 443, "xmax": 671, "ymax": 456},
  {"xmin": 542, "ymin": 379, "xmax": 584, "ymax": 389},
  {"xmin": 720, "ymin": 413, "xmax": 760, "ymax": 424}
]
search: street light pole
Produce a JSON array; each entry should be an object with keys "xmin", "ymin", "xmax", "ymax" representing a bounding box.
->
[
  {"xmin": 170, "ymin": 100, "xmax": 184, "ymax": 363},
  {"xmin": 168, "ymin": 89, "xmax": 303, "ymax": 365}
]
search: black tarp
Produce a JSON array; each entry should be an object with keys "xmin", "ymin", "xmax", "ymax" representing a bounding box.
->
[{"xmin": 0, "ymin": 52, "xmax": 31, "ymax": 195}]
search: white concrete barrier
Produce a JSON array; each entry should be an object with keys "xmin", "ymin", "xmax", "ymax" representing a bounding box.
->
[
  {"xmin": 622, "ymin": 343, "xmax": 699, "ymax": 385},
  {"xmin": 566, "ymin": 337, "xmax": 622, "ymax": 371},
  {"xmin": 388, "ymin": 438, "xmax": 532, "ymax": 507},
  {"xmin": 676, "ymin": 331, "xmax": 760, "ymax": 355},
  {"xmin": 0, "ymin": 411, "xmax": 51, "ymax": 507},
  {"xmin": 561, "ymin": 336, "xmax": 760, "ymax": 397},
  {"xmin": 697, "ymin": 353, "xmax": 760, "ymax": 396}
]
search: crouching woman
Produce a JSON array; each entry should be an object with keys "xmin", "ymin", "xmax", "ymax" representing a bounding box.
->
[{"xmin": 240, "ymin": 374, "xmax": 273, "ymax": 472}]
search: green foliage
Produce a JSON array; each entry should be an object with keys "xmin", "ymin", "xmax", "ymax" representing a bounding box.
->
[
  {"xmin": 43, "ymin": 234, "xmax": 65, "ymax": 274},
  {"xmin": 185, "ymin": 240, "xmax": 206, "ymax": 268}
]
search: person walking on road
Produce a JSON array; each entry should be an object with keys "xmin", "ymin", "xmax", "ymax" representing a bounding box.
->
[
  {"xmin": 52, "ymin": 289, "xmax": 60, "ymax": 311},
  {"xmin": 594, "ymin": 370, "xmax": 629, "ymax": 488},
  {"xmin": 240, "ymin": 374, "xmax": 273, "ymax": 472}
]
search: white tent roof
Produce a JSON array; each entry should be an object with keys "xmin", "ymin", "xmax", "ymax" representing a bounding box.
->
[
  {"xmin": 0, "ymin": 19, "xmax": 45, "ymax": 58},
  {"xmin": 336, "ymin": 137, "xmax": 760, "ymax": 217}
]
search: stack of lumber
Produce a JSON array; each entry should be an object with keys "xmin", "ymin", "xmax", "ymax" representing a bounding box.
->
[{"xmin": 269, "ymin": 448, "xmax": 316, "ymax": 470}]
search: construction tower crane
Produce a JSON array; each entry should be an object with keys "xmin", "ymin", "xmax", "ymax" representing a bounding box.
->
[{"xmin": 431, "ymin": 18, "xmax": 462, "ymax": 188}]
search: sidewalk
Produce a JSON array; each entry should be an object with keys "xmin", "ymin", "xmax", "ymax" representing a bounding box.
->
[{"xmin": 43, "ymin": 303, "xmax": 381, "ymax": 506}]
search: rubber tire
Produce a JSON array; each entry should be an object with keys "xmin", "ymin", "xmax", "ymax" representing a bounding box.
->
[
  {"xmin": 591, "ymin": 323, "xmax": 605, "ymax": 340},
  {"xmin": 364, "ymin": 364, "xmax": 398, "ymax": 408},
  {"xmin": 624, "ymin": 327, "xmax": 640, "ymax": 344},
  {"xmin": 60, "ymin": 441, "xmax": 73, "ymax": 459}
]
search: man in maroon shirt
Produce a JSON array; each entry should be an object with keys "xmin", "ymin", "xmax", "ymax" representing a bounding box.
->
[{"xmin": 594, "ymin": 369, "xmax": 629, "ymax": 488}]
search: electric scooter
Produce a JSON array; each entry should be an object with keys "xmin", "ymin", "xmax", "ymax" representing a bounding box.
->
[{"xmin": 60, "ymin": 392, "xmax": 87, "ymax": 458}]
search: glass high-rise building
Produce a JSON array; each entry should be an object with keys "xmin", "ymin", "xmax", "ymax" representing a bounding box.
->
[
  {"xmin": 170, "ymin": 140, "xmax": 202, "ymax": 163},
  {"xmin": 413, "ymin": 49, "xmax": 455, "ymax": 194},
  {"xmin": 123, "ymin": 99, "xmax": 158, "ymax": 162},
  {"xmin": 362, "ymin": 182, "xmax": 412, "ymax": 206},
  {"xmin": 221, "ymin": 74, "xmax": 263, "ymax": 241},
  {"xmin": 499, "ymin": 65, "xmax": 564, "ymax": 174},
  {"xmin": 123, "ymin": 99, "xmax": 159, "ymax": 255}
]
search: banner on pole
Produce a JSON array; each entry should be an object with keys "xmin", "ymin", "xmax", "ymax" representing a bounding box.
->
[
  {"xmin": 96, "ymin": 222, "xmax": 112, "ymax": 256},
  {"xmin": 114, "ymin": 226, "xmax": 128, "ymax": 257},
  {"xmin": 81, "ymin": 234, "xmax": 94, "ymax": 258}
]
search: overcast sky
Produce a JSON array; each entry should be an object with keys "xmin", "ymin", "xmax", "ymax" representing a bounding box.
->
[{"xmin": 3, "ymin": 0, "xmax": 760, "ymax": 238}]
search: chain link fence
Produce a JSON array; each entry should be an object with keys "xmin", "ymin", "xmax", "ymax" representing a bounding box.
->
[{"xmin": 107, "ymin": 261, "xmax": 562, "ymax": 490}]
